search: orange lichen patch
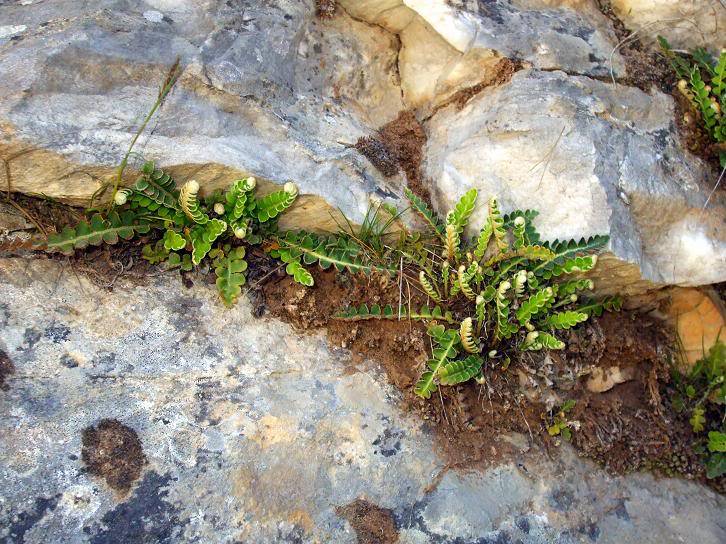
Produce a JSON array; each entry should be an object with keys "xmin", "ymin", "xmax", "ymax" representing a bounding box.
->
[{"xmin": 666, "ymin": 288, "xmax": 725, "ymax": 367}]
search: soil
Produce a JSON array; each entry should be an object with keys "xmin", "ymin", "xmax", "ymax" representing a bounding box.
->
[
  {"xmin": 0, "ymin": 349, "xmax": 14, "ymax": 391},
  {"xmin": 355, "ymin": 110, "xmax": 431, "ymax": 205},
  {"xmin": 259, "ymin": 265, "xmax": 725, "ymax": 491},
  {"xmin": 336, "ymin": 499, "xmax": 399, "ymax": 544},
  {"xmin": 81, "ymin": 419, "xmax": 146, "ymax": 492},
  {"xmin": 315, "ymin": 0, "xmax": 336, "ymax": 19}
]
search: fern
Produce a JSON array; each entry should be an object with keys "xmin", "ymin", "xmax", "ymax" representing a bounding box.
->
[
  {"xmin": 446, "ymin": 188, "xmax": 477, "ymax": 233},
  {"xmin": 419, "ymin": 270, "xmax": 442, "ymax": 303},
  {"xmin": 190, "ymin": 218, "xmax": 227, "ymax": 265},
  {"xmin": 179, "ymin": 180, "xmax": 210, "ymax": 224},
  {"xmin": 46, "ymin": 211, "xmax": 151, "ymax": 255},
  {"xmin": 459, "ymin": 317, "xmax": 478, "ymax": 353},
  {"xmin": 414, "ymin": 325, "xmax": 459, "ymax": 399},
  {"xmin": 516, "ymin": 287, "xmax": 554, "ymax": 325},
  {"xmin": 163, "ymin": 229, "xmax": 186, "ymax": 251},
  {"xmin": 533, "ymin": 236, "xmax": 608, "ymax": 279},
  {"xmin": 215, "ymin": 247, "xmax": 248, "ymax": 307},
  {"xmin": 286, "ymin": 261, "xmax": 314, "ymax": 287},
  {"xmin": 256, "ymin": 183, "xmax": 298, "ymax": 222},
  {"xmin": 334, "ymin": 303, "xmax": 454, "ymax": 323},
  {"xmin": 133, "ymin": 161, "xmax": 179, "ymax": 210},
  {"xmin": 540, "ymin": 311, "xmax": 588, "ymax": 330},
  {"xmin": 404, "ymin": 187, "xmax": 444, "ymax": 239},
  {"xmin": 439, "ymin": 355, "xmax": 483, "ymax": 385}
]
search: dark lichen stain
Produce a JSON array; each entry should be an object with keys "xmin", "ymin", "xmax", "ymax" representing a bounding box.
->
[
  {"xmin": 4, "ymin": 494, "xmax": 60, "ymax": 543},
  {"xmin": 20, "ymin": 328, "xmax": 41, "ymax": 350},
  {"xmin": 60, "ymin": 353, "xmax": 79, "ymax": 368},
  {"xmin": 337, "ymin": 498, "xmax": 399, "ymax": 544},
  {"xmin": 0, "ymin": 349, "xmax": 14, "ymax": 391},
  {"xmin": 372, "ymin": 428, "xmax": 404, "ymax": 457},
  {"xmin": 613, "ymin": 499, "xmax": 631, "ymax": 522},
  {"xmin": 515, "ymin": 516, "xmax": 530, "ymax": 534},
  {"xmin": 44, "ymin": 322, "xmax": 71, "ymax": 343},
  {"xmin": 82, "ymin": 419, "xmax": 146, "ymax": 492},
  {"xmin": 87, "ymin": 471, "xmax": 184, "ymax": 544},
  {"xmin": 578, "ymin": 522, "xmax": 601, "ymax": 542},
  {"xmin": 548, "ymin": 487, "xmax": 575, "ymax": 512}
]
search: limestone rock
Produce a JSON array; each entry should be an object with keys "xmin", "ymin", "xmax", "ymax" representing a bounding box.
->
[
  {"xmin": 587, "ymin": 366, "xmax": 636, "ymax": 393},
  {"xmin": 424, "ymin": 69, "xmax": 726, "ymax": 290},
  {"xmin": 612, "ymin": 0, "xmax": 726, "ymax": 52},
  {"xmin": 1, "ymin": 256, "xmax": 725, "ymax": 542}
]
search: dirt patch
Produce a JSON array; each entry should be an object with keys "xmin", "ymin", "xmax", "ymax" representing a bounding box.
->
[
  {"xmin": 337, "ymin": 499, "xmax": 399, "ymax": 544},
  {"xmin": 355, "ymin": 110, "xmax": 431, "ymax": 204},
  {"xmin": 315, "ymin": 0, "xmax": 336, "ymax": 19},
  {"xmin": 430, "ymin": 58, "xmax": 521, "ymax": 114},
  {"xmin": 0, "ymin": 349, "xmax": 14, "ymax": 391},
  {"xmin": 82, "ymin": 419, "xmax": 146, "ymax": 492},
  {"xmin": 595, "ymin": 1, "xmax": 675, "ymax": 93}
]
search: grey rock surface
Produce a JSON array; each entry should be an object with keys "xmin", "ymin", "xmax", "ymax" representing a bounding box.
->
[
  {"xmin": 1, "ymin": 257, "xmax": 725, "ymax": 543},
  {"xmin": 424, "ymin": 69, "xmax": 726, "ymax": 288}
]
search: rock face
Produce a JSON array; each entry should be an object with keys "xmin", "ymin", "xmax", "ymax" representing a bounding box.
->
[
  {"xmin": 612, "ymin": 0, "xmax": 726, "ymax": 51},
  {"xmin": 0, "ymin": 0, "xmax": 724, "ymax": 290},
  {"xmin": 424, "ymin": 69, "xmax": 726, "ymax": 288},
  {"xmin": 1, "ymin": 257, "xmax": 726, "ymax": 543}
]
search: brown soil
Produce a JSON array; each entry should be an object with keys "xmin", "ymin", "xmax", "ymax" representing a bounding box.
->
[
  {"xmin": 315, "ymin": 0, "xmax": 337, "ymax": 19},
  {"xmin": 355, "ymin": 110, "xmax": 431, "ymax": 204},
  {"xmin": 0, "ymin": 349, "xmax": 14, "ymax": 391},
  {"xmin": 259, "ymin": 265, "xmax": 725, "ymax": 490},
  {"xmin": 673, "ymin": 80, "xmax": 725, "ymax": 170},
  {"xmin": 81, "ymin": 419, "xmax": 146, "ymax": 492},
  {"xmin": 336, "ymin": 499, "xmax": 399, "ymax": 544}
]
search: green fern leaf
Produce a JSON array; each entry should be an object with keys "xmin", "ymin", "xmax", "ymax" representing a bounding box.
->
[
  {"xmin": 516, "ymin": 287, "xmax": 555, "ymax": 324},
  {"xmin": 179, "ymin": 180, "xmax": 211, "ymax": 224},
  {"xmin": 285, "ymin": 261, "xmax": 314, "ymax": 287},
  {"xmin": 257, "ymin": 183, "xmax": 298, "ymax": 223},
  {"xmin": 404, "ymin": 187, "xmax": 444, "ymax": 239},
  {"xmin": 215, "ymin": 247, "xmax": 248, "ymax": 307},
  {"xmin": 540, "ymin": 311, "xmax": 588, "ymax": 330},
  {"xmin": 446, "ymin": 188, "xmax": 477, "ymax": 233},
  {"xmin": 576, "ymin": 296, "xmax": 622, "ymax": 317},
  {"xmin": 162, "ymin": 229, "xmax": 186, "ymax": 251},
  {"xmin": 46, "ymin": 211, "xmax": 151, "ymax": 255},
  {"xmin": 439, "ymin": 355, "xmax": 483, "ymax": 385},
  {"xmin": 521, "ymin": 331, "xmax": 565, "ymax": 351},
  {"xmin": 133, "ymin": 162, "xmax": 179, "ymax": 209},
  {"xmin": 190, "ymin": 218, "xmax": 227, "ymax": 265},
  {"xmin": 225, "ymin": 177, "xmax": 257, "ymax": 221},
  {"xmin": 533, "ymin": 235, "xmax": 608, "ymax": 278},
  {"xmin": 414, "ymin": 325, "xmax": 459, "ymax": 399}
]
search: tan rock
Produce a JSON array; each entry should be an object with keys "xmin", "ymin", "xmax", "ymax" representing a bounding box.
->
[{"xmin": 586, "ymin": 366, "xmax": 636, "ymax": 393}]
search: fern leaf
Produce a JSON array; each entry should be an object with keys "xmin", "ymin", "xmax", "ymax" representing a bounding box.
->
[
  {"xmin": 474, "ymin": 218, "xmax": 493, "ymax": 259},
  {"xmin": 512, "ymin": 216, "xmax": 526, "ymax": 249},
  {"xmin": 179, "ymin": 180, "xmax": 210, "ymax": 224},
  {"xmin": 404, "ymin": 187, "xmax": 444, "ymax": 239},
  {"xmin": 713, "ymin": 50, "xmax": 726, "ymax": 97},
  {"xmin": 457, "ymin": 265, "xmax": 476, "ymax": 300},
  {"xmin": 576, "ymin": 296, "xmax": 622, "ymax": 317},
  {"xmin": 446, "ymin": 188, "xmax": 477, "ymax": 233},
  {"xmin": 419, "ymin": 271, "xmax": 442, "ymax": 303},
  {"xmin": 162, "ymin": 229, "xmax": 186, "ymax": 251},
  {"xmin": 190, "ymin": 218, "xmax": 227, "ymax": 265},
  {"xmin": 439, "ymin": 355, "xmax": 483, "ymax": 386},
  {"xmin": 444, "ymin": 223, "xmax": 459, "ymax": 262},
  {"xmin": 334, "ymin": 304, "xmax": 454, "ymax": 323},
  {"xmin": 46, "ymin": 211, "xmax": 151, "ymax": 255},
  {"xmin": 215, "ymin": 247, "xmax": 248, "ymax": 307},
  {"xmin": 226, "ymin": 177, "xmax": 257, "ymax": 221},
  {"xmin": 286, "ymin": 261, "xmax": 314, "ymax": 286},
  {"xmin": 414, "ymin": 325, "xmax": 459, "ymax": 399},
  {"xmin": 459, "ymin": 317, "xmax": 478, "ymax": 353},
  {"xmin": 494, "ymin": 280, "xmax": 515, "ymax": 341},
  {"xmin": 556, "ymin": 279, "xmax": 594, "ymax": 297},
  {"xmin": 257, "ymin": 183, "xmax": 298, "ymax": 222},
  {"xmin": 503, "ymin": 209, "xmax": 541, "ymax": 244},
  {"xmin": 133, "ymin": 162, "xmax": 179, "ymax": 209},
  {"xmin": 489, "ymin": 198, "xmax": 508, "ymax": 253},
  {"xmin": 533, "ymin": 235, "xmax": 608, "ymax": 278},
  {"xmin": 540, "ymin": 311, "xmax": 588, "ymax": 330},
  {"xmin": 516, "ymin": 287, "xmax": 554, "ymax": 325},
  {"xmin": 520, "ymin": 331, "xmax": 565, "ymax": 351},
  {"xmin": 690, "ymin": 66, "xmax": 717, "ymax": 130}
]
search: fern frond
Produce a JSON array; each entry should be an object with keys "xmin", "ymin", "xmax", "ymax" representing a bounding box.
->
[
  {"xmin": 503, "ymin": 209, "xmax": 541, "ymax": 244},
  {"xmin": 457, "ymin": 265, "xmax": 476, "ymax": 300},
  {"xmin": 512, "ymin": 216, "xmax": 526, "ymax": 248},
  {"xmin": 404, "ymin": 187, "xmax": 444, "ymax": 239},
  {"xmin": 179, "ymin": 180, "xmax": 210, "ymax": 224},
  {"xmin": 520, "ymin": 331, "xmax": 565, "ymax": 351},
  {"xmin": 162, "ymin": 229, "xmax": 186, "ymax": 251},
  {"xmin": 576, "ymin": 296, "xmax": 622, "ymax": 317},
  {"xmin": 474, "ymin": 218, "xmax": 493, "ymax": 259},
  {"xmin": 459, "ymin": 317, "xmax": 479, "ymax": 353},
  {"xmin": 414, "ymin": 325, "xmax": 460, "ymax": 398},
  {"xmin": 46, "ymin": 211, "xmax": 151, "ymax": 255},
  {"xmin": 446, "ymin": 188, "xmax": 477, "ymax": 233},
  {"xmin": 556, "ymin": 279, "xmax": 594, "ymax": 297},
  {"xmin": 334, "ymin": 304, "xmax": 454, "ymax": 323},
  {"xmin": 533, "ymin": 235, "xmax": 608, "ymax": 278},
  {"xmin": 494, "ymin": 280, "xmax": 515, "ymax": 342},
  {"xmin": 516, "ymin": 287, "xmax": 554, "ymax": 325},
  {"xmin": 713, "ymin": 51, "xmax": 726, "ymax": 97},
  {"xmin": 190, "ymin": 218, "xmax": 227, "ymax": 264},
  {"xmin": 444, "ymin": 223, "xmax": 459, "ymax": 261},
  {"xmin": 439, "ymin": 355, "xmax": 483, "ymax": 385},
  {"xmin": 226, "ymin": 177, "xmax": 256, "ymax": 221},
  {"xmin": 489, "ymin": 198, "xmax": 508, "ymax": 253},
  {"xmin": 133, "ymin": 161, "xmax": 179, "ymax": 210},
  {"xmin": 540, "ymin": 311, "xmax": 588, "ymax": 330},
  {"xmin": 513, "ymin": 269, "xmax": 527, "ymax": 296},
  {"xmin": 286, "ymin": 261, "xmax": 314, "ymax": 286},
  {"xmin": 690, "ymin": 66, "xmax": 718, "ymax": 130},
  {"xmin": 419, "ymin": 271, "xmax": 442, "ymax": 303},
  {"xmin": 215, "ymin": 247, "xmax": 248, "ymax": 307},
  {"xmin": 257, "ymin": 183, "xmax": 298, "ymax": 222}
]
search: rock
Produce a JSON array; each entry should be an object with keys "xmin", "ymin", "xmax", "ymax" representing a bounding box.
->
[
  {"xmin": 1, "ymin": 256, "xmax": 726, "ymax": 542},
  {"xmin": 612, "ymin": 0, "xmax": 726, "ymax": 51},
  {"xmin": 0, "ymin": 0, "xmax": 406, "ymax": 225},
  {"xmin": 587, "ymin": 366, "xmax": 636, "ymax": 393},
  {"xmin": 424, "ymin": 69, "xmax": 726, "ymax": 291},
  {"xmin": 665, "ymin": 287, "xmax": 726, "ymax": 368}
]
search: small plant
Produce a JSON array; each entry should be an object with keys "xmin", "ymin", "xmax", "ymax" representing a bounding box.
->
[
  {"xmin": 46, "ymin": 161, "xmax": 311, "ymax": 307},
  {"xmin": 659, "ymin": 38, "xmax": 726, "ymax": 167},
  {"xmin": 672, "ymin": 341, "xmax": 725, "ymax": 478},
  {"xmin": 546, "ymin": 399, "xmax": 577, "ymax": 441},
  {"xmin": 336, "ymin": 188, "xmax": 620, "ymax": 398}
]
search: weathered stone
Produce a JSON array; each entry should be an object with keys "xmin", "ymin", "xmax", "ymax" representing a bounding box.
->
[
  {"xmin": 587, "ymin": 366, "xmax": 636, "ymax": 393},
  {"xmin": 612, "ymin": 0, "xmax": 726, "ymax": 51},
  {"xmin": 424, "ymin": 69, "xmax": 726, "ymax": 290},
  {"xmin": 1, "ymin": 257, "xmax": 725, "ymax": 542},
  {"xmin": 0, "ymin": 0, "xmax": 406, "ymax": 225}
]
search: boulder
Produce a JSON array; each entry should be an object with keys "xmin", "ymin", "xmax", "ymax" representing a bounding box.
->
[
  {"xmin": 611, "ymin": 0, "xmax": 726, "ymax": 52},
  {"xmin": 424, "ymin": 69, "xmax": 726, "ymax": 291}
]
